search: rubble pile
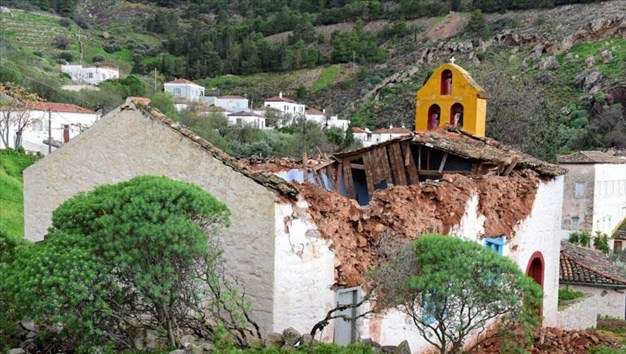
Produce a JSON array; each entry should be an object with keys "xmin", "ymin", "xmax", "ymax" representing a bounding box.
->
[
  {"xmin": 475, "ymin": 327, "xmax": 621, "ymax": 353},
  {"xmin": 297, "ymin": 171, "xmax": 540, "ymax": 286}
]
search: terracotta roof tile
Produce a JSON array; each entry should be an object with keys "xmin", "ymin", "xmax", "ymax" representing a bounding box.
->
[
  {"xmin": 306, "ymin": 107, "xmax": 325, "ymax": 115},
  {"xmin": 372, "ymin": 127, "xmax": 412, "ymax": 134},
  {"xmin": 166, "ymin": 78, "xmax": 203, "ymax": 87},
  {"xmin": 265, "ymin": 96, "xmax": 297, "ymax": 103},
  {"xmin": 558, "ymin": 151, "xmax": 625, "ymax": 164},
  {"xmin": 560, "ymin": 241, "xmax": 626, "ymax": 288},
  {"xmin": 28, "ymin": 102, "xmax": 95, "ymax": 114}
]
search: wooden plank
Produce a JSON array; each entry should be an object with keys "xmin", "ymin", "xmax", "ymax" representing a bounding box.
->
[
  {"xmin": 342, "ymin": 159, "xmax": 355, "ymax": 198},
  {"xmin": 362, "ymin": 151, "xmax": 376, "ymax": 197},
  {"xmin": 438, "ymin": 152, "xmax": 448, "ymax": 173},
  {"xmin": 417, "ymin": 145, "xmax": 422, "ymax": 170},
  {"xmin": 380, "ymin": 146, "xmax": 393, "ymax": 183},
  {"xmin": 502, "ymin": 156, "xmax": 519, "ymax": 176},
  {"xmin": 401, "ymin": 142, "xmax": 419, "ymax": 184},
  {"xmin": 387, "ymin": 143, "xmax": 405, "ymax": 185},
  {"xmin": 335, "ymin": 163, "xmax": 342, "ymax": 192},
  {"xmin": 350, "ymin": 163, "xmax": 365, "ymax": 170}
]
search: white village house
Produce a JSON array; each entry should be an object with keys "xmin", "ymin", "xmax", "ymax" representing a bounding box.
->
[
  {"xmin": 557, "ymin": 241, "xmax": 626, "ymax": 329},
  {"xmin": 352, "ymin": 126, "xmax": 413, "ymax": 147},
  {"xmin": 0, "ymin": 101, "xmax": 98, "ymax": 155},
  {"xmin": 227, "ymin": 111, "xmax": 266, "ymax": 129},
  {"xmin": 204, "ymin": 95, "xmax": 249, "ymax": 113},
  {"xmin": 61, "ymin": 64, "xmax": 120, "ymax": 86},
  {"xmin": 164, "ymin": 79, "xmax": 206, "ymax": 104},
  {"xmin": 264, "ymin": 92, "xmax": 305, "ymax": 119},
  {"xmin": 559, "ymin": 151, "xmax": 626, "ymax": 250}
]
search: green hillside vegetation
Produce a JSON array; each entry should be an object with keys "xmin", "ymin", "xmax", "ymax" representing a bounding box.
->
[{"xmin": 0, "ymin": 150, "xmax": 38, "ymax": 240}]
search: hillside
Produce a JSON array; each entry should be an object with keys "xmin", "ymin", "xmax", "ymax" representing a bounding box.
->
[
  {"xmin": 0, "ymin": 0, "xmax": 624, "ymax": 161},
  {"xmin": 0, "ymin": 150, "xmax": 38, "ymax": 239}
]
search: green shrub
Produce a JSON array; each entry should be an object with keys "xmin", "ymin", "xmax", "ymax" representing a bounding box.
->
[
  {"xmin": 57, "ymin": 51, "xmax": 74, "ymax": 63},
  {"xmin": 372, "ymin": 234, "xmax": 542, "ymax": 353},
  {"xmin": 558, "ymin": 287, "xmax": 584, "ymax": 303},
  {"xmin": 1, "ymin": 176, "xmax": 232, "ymax": 351},
  {"xmin": 466, "ymin": 10, "xmax": 491, "ymax": 39}
]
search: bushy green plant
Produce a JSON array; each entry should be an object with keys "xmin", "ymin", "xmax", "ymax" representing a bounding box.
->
[
  {"xmin": 594, "ymin": 232, "xmax": 611, "ymax": 254},
  {"xmin": 558, "ymin": 287, "xmax": 584, "ymax": 303},
  {"xmin": 372, "ymin": 234, "xmax": 542, "ymax": 354},
  {"xmin": 1, "ymin": 176, "xmax": 234, "ymax": 351},
  {"xmin": 466, "ymin": 10, "xmax": 491, "ymax": 39}
]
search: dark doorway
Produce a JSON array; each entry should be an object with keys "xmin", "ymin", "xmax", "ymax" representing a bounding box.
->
[
  {"xmin": 441, "ymin": 70, "xmax": 452, "ymax": 95},
  {"xmin": 450, "ymin": 103, "xmax": 464, "ymax": 128},
  {"xmin": 427, "ymin": 104, "xmax": 441, "ymax": 130}
]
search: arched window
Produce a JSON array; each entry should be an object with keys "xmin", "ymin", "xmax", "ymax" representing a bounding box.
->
[
  {"xmin": 427, "ymin": 104, "xmax": 441, "ymax": 130},
  {"xmin": 441, "ymin": 69, "xmax": 452, "ymax": 95},
  {"xmin": 450, "ymin": 103, "xmax": 464, "ymax": 128}
]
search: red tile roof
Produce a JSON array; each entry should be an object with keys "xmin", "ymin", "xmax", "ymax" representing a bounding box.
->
[
  {"xmin": 372, "ymin": 127, "xmax": 412, "ymax": 134},
  {"xmin": 166, "ymin": 78, "xmax": 202, "ymax": 86},
  {"xmin": 128, "ymin": 97, "xmax": 151, "ymax": 106},
  {"xmin": 352, "ymin": 127, "xmax": 367, "ymax": 133},
  {"xmin": 28, "ymin": 101, "xmax": 95, "ymax": 114},
  {"xmin": 218, "ymin": 95, "xmax": 247, "ymax": 99},
  {"xmin": 559, "ymin": 151, "xmax": 625, "ymax": 164},
  {"xmin": 265, "ymin": 96, "xmax": 297, "ymax": 103},
  {"xmin": 560, "ymin": 241, "xmax": 626, "ymax": 288},
  {"xmin": 306, "ymin": 107, "xmax": 325, "ymax": 115}
]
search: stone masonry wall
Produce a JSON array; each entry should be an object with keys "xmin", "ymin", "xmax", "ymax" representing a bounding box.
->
[{"xmin": 23, "ymin": 107, "xmax": 278, "ymax": 331}]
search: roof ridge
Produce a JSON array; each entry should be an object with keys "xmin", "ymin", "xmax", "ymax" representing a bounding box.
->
[{"xmin": 124, "ymin": 101, "xmax": 298, "ymax": 198}]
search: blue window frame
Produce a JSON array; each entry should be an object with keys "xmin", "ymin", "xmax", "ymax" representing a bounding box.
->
[{"xmin": 484, "ymin": 236, "xmax": 505, "ymax": 255}]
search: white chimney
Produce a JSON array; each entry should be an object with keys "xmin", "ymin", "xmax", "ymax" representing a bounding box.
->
[
  {"xmin": 279, "ymin": 91, "xmax": 283, "ymax": 98},
  {"xmin": 322, "ymin": 109, "xmax": 326, "ymax": 114}
]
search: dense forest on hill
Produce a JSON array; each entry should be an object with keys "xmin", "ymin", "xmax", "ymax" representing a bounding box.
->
[{"xmin": 6, "ymin": 0, "xmax": 612, "ymax": 80}]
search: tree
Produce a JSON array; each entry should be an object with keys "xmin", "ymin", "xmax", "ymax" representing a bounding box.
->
[
  {"xmin": 466, "ymin": 10, "xmax": 490, "ymax": 39},
  {"xmin": 0, "ymin": 176, "xmax": 261, "ymax": 351},
  {"xmin": 372, "ymin": 235, "xmax": 542, "ymax": 354},
  {"xmin": 0, "ymin": 84, "xmax": 41, "ymax": 150}
]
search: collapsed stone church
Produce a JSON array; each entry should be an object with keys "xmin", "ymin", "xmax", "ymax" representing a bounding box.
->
[{"xmin": 24, "ymin": 63, "xmax": 574, "ymax": 352}]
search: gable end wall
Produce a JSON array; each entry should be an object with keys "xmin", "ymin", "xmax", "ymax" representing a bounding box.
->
[{"xmin": 23, "ymin": 108, "xmax": 278, "ymax": 331}]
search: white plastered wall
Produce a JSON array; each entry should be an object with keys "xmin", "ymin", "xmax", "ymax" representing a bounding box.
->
[
  {"xmin": 592, "ymin": 164, "xmax": 626, "ymax": 237},
  {"xmin": 278, "ymin": 177, "xmax": 564, "ymax": 353},
  {"xmin": 272, "ymin": 199, "xmax": 337, "ymax": 341}
]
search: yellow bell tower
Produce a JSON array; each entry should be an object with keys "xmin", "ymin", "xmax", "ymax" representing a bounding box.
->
[{"xmin": 415, "ymin": 60, "xmax": 489, "ymax": 137}]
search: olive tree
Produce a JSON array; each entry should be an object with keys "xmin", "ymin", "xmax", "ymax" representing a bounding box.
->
[
  {"xmin": 372, "ymin": 234, "xmax": 542, "ymax": 354},
  {"xmin": 0, "ymin": 176, "xmax": 260, "ymax": 351}
]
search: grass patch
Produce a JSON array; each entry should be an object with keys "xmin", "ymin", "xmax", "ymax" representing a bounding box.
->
[
  {"xmin": 0, "ymin": 150, "xmax": 38, "ymax": 240},
  {"xmin": 312, "ymin": 64, "xmax": 342, "ymax": 92},
  {"xmin": 558, "ymin": 287, "xmax": 585, "ymax": 304}
]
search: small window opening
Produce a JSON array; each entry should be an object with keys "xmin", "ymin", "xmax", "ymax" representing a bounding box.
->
[
  {"xmin": 484, "ymin": 236, "xmax": 505, "ymax": 255},
  {"xmin": 441, "ymin": 69, "xmax": 452, "ymax": 95},
  {"xmin": 427, "ymin": 104, "xmax": 441, "ymax": 130},
  {"xmin": 574, "ymin": 182, "xmax": 585, "ymax": 199},
  {"xmin": 450, "ymin": 103, "xmax": 464, "ymax": 128}
]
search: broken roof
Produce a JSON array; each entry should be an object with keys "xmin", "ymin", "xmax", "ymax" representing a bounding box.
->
[
  {"xmin": 124, "ymin": 98, "xmax": 297, "ymax": 197},
  {"xmin": 412, "ymin": 129, "xmax": 565, "ymax": 177},
  {"xmin": 558, "ymin": 151, "xmax": 625, "ymax": 164},
  {"xmin": 560, "ymin": 241, "xmax": 626, "ymax": 289}
]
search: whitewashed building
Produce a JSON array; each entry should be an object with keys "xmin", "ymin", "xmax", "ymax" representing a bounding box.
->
[
  {"xmin": 0, "ymin": 101, "xmax": 98, "ymax": 155},
  {"xmin": 227, "ymin": 111, "xmax": 266, "ymax": 129},
  {"xmin": 352, "ymin": 126, "xmax": 412, "ymax": 147},
  {"xmin": 61, "ymin": 64, "xmax": 120, "ymax": 86},
  {"xmin": 164, "ymin": 79, "xmax": 205, "ymax": 103},
  {"xmin": 559, "ymin": 151, "xmax": 626, "ymax": 250},
  {"xmin": 326, "ymin": 115, "xmax": 350, "ymax": 131},
  {"xmin": 203, "ymin": 96, "xmax": 249, "ymax": 113},
  {"xmin": 557, "ymin": 241, "xmax": 626, "ymax": 329},
  {"xmin": 264, "ymin": 92, "xmax": 305, "ymax": 118},
  {"xmin": 304, "ymin": 107, "xmax": 327, "ymax": 125}
]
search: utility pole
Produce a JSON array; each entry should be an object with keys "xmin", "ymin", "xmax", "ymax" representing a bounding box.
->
[
  {"xmin": 154, "ymin": 68, "xmax": 157, "ymax": 92},
  {"xmin": 47, "ymin": 109, "xmax": 52, "ymax": 154},
  {"xmin": 78, "ymin": 29, "xmax": 84, "ymax": 65}
]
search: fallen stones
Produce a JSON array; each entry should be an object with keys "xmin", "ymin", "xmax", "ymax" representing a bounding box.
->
[
  {"xmin": 538, "ymin": 56, "xmax": 559, "ymax": 70},
  {"xmin": 266, "ymin": 332, "xmax": 285, "ymax": 347},
  {"xmin": 601, "ymin": 49, "xmax": 613, "ymax": 63},
  {"xmin": 394, "ymin": 340, "xmax": 411, "ymax": 354},
  {"xmin": 575, "ymin": 69, "xmax": 603, "ymax": 93},
  {"xmin": 283, "ymin": 327, "xmax": 302, "ymax": 346}
]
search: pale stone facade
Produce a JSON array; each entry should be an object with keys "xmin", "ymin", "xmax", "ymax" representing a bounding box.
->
[{"xmin": 24, "ymin": 103, "xmax": 278, "ymax": 330}]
